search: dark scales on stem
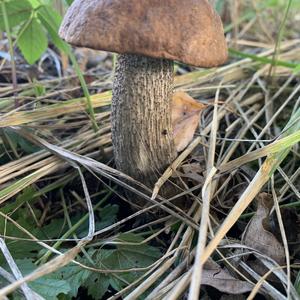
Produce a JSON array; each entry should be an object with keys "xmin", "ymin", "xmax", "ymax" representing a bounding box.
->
[{"xmin": 112, "ymin": 54, "xmax": 176, "ymax": 201}]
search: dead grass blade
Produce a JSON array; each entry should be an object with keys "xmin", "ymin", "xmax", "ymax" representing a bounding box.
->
[
  {"xmin": 0, "ymin": 244, "xmax": 82, "ymax": 298},
  {"xmin": 201, "ymin": 108, "xmax": 300, "ymax": 282},
  {"xmin": 188, "ymin": 87, "xmax": 221, "ymax": 300},
  {"xmin": 0, "ymin": 239, "xmax": 41, "ymax": 300},
  {"xmin": 0, "ymin": 92, "xmax": 111, "ymax": 127},
  {"xmin": 219, "ymin": 129, "xmax": 300, "ymax": 173}
]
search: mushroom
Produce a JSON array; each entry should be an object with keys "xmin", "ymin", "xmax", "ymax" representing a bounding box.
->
[{"xmin": 59, "ymin": 0, "xmax": 227, "ymax": 196}]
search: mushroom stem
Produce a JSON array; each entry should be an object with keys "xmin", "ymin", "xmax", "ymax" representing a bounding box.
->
[{"xmin": 112, "ymin": 54, "xmax": 176, "ymax": 196}]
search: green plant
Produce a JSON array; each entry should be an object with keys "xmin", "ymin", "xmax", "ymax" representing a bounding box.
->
[
  {"xmin": 0, "ymin": 0, "xmax": 98, "ymax": 130},
  {"xmin": 0, "ymin": 0, "xmax": 62, "ymax": 64}
]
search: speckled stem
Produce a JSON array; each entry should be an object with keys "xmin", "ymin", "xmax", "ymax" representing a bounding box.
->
[{"xmin": 111, "ymin": 54, "xmax": 176, "ymax": 196}]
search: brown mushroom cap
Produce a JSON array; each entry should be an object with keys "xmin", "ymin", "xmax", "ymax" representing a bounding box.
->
[{"xmin": 59, "ymin": 0, "xmax": 227, "ymax": 67}]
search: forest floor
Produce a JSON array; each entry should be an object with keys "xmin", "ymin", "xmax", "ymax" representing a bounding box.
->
[{"xmin": 0, "ymin": 1, "xmax": 300, "ymax": 299}]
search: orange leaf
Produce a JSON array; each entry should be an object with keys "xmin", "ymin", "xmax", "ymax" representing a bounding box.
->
[{"xmin": 172, "ymin": 91, "xmax": 207, "ymax": 152}]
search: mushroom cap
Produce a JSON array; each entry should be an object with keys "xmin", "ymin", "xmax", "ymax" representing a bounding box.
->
[{"xmin": 59, "ymin": 0, "xmax": 227, "ymax": 67}]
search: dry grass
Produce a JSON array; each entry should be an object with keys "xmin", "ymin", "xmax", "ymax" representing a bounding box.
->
[{"xmin": 0, "ymin": 1, "xmax": 300, "ymax": 299}]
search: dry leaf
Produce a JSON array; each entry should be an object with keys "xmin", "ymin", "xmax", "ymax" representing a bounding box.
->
[
  {"xmin": 202, "ymin": 259, "xmax": 253, "ymax": 294},
  {"xmin": 243, "ymin": 193, "xmax": 285, "ymax": 265},
  {"xmin": 270, "ymin": 207, "xmax": 299, "ymax": 244},
  {"xmin": 172, "ymin": 91, "xmax": 207, "ymax": 152},
  {"xmin": 174, "ymin": 163, "xmax": 204, "ymax": 183}
]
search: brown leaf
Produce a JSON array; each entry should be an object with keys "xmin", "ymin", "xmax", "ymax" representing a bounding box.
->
[
  {"xmin": 269, "ymin": 207, "xmax": 299, "ymax": 244},
  {"xmin": 243, "ymin": 193, "xmax": 285, "ymax": 265},
  {"xmin": 201, "ymin": 259, "xmax": 253, "ymax": 294},
  {"xmin": 174, "ymin": 163, "xmax": 204, "ymax": 183},
  {"xmin": 172, "ymin": 91, "xmax": 207, "ymax": 152}
]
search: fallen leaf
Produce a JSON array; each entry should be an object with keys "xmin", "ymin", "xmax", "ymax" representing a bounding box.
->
[
  {"xmin": 173, "ymin": 163, "xmax": 204, "ymax": 184},
  {"xmin": 269, "ymin": 206, "xmax": 299, "ymax": 244},
  {"xmin": 172, "ymin": 91, "xmax": 207, "ymax": 152},
  {"xmin": 202, "ymin": 259, "xmax": 253, "ymax": 294},
  {"xmin": 243, "ymin": 193, "xmax": 285, "ymax": 265}
]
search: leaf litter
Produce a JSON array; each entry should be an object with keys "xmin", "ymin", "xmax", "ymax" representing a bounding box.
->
[
  {"xmin": 0, "ymin": 2, "xmax": 300, "ymax": 299},
  {"xmin": 243, "ymin": 193, "xmax": 285, "ymax": 266}
]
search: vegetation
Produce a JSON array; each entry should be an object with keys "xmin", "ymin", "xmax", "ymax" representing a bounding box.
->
[{"xmin": 0, "ymin": 0, "xmax": 299, "ymax": 299}]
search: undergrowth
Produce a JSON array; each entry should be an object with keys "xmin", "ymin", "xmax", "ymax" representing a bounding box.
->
[{"xmin": 0, "ymin": 0, "xmax": 299, "ymax": 299}]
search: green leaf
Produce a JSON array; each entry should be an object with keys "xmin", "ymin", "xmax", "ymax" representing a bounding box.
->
[
  {"xmin": 0, "ymin": 207, "xmax": 41, "ymax": 264},
  {"xmin": 17, "ymin": 17, "xmax": 48, "ymax": 64},
  {"xmin": 37, "ymin": 4, "xmax": 62, "ymax": 31},
  {"xmin": 294, "ymin": 64, "xmax": 300, "ymax": 74},
  {"xmin": 0, "ymin": 0, "xmax": 32, "ymax": 30},
  {"xmin": 37, "ymin": 4, "xmax": 99, "ymax": 132},
  {"xmin": 30, "ymin": 278, "xmax": 71, "ymax": 300},
  {"xmin": 77, "ymin": 204, "xmax": 119, "ymax": 238},
  {"xmin": 116, "ymin": 233, "xmax": 161, "ymax": 262},
  {"xmin": 37, "ymin": 5, "xmax": 70, "ymax": 53},
  {"xmin": 51, "ymin": 264, "xmax": 91, "ymax": 298},
  {"xmin": 104, "ymin": 233, "xmax": 161, "ymax": 284},
  {"xmin": 33, "ymin": 80, "xmax": 46, "ymax": 97},
  {"xmin": 229, "ymin": 48, "xmax": 298, "ymax": 69},
  {"xmin": 1, "ymin": 186, "xmax": 36, "ymax": 214},
  {"xmin": 16, "ymin": 259, "xmax": 71, "ymax": 300},
  {"xmin": 87, "ymin": 233, "xmax": 161, "ymax": 294},
  {"xmin": 27, "ymin": 0, "xmax": 44, "ymax": 9},
  {"xmin": 84, "ymin": 270, "xmax": 111, "ymax": 299},
  {"xmin": 3, "ymin": 128, "xmax": 41, "ymax": 154},
  {"xmin": 65, "ymin": 0, "xmax": 74, "ymax": 6},
  {"xmin": 81, "ymin": 234, "xmax": 161, "ymax": 298},
  {"xmin": 295, "ymin": 271, "xmax": 300, "ymax": 295},
  {"xmin": 97, "ymin": 204, "xmax": 119, "ymax": 228},
  {"xmin": 215, "ymin": 0, "xmax": 225, "ymax": 14},
  {"xmin": 84, "ymin": 272, "xmax": 110, "ymax": 299},
  {"xmin": 83, "ymin": 250, "xmax": 112, "ymax": 299},
  {"xmin": 0, "ymin": 204, "xmax": 70, "ymax": 266}
]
